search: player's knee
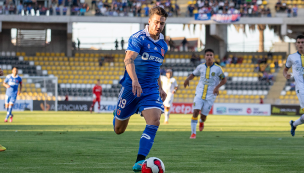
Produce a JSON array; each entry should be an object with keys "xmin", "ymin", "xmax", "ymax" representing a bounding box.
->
[
  {"xmin": 114, "ymin": 127, "xmax": 125, "ymax": 135},
  {"xmin": 193, "ymin": 109, "xmax": 200, "ymax": 117},
  {"xmin": 200, "ymin": 115, "xmax": 207, "ymax": 122},
  {"xmin": 149, "ymin": 117, "xmax": 160, "ymax": 126}
]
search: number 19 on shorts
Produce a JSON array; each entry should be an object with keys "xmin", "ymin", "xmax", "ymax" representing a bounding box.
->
[{"xmin": 118, "ymin": 98, "xmax": 127, "ymax": 109}]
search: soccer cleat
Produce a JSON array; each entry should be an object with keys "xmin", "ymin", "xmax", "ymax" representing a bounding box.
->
[
  {"xmin": 0, "ymin": 145, "xmax": 6, "ymax": 152},
  {"xmin": 132, "ymin": 160, "xmax": 144, "ymax": 172},
  {"xmin": 90, "ymin": 107, "xmax": 93, "ymax": 114},
  {"xmin": 290, "ymin": 120, "xmax": 296, "ymax": 136},
  {"xmin": 190, "ymin": 133, "xmax": 196, "ymax": 139},
  {"xmin": 164, "ymin": 121, "xmax": 168, "ymax": 124},
  {"xmin": 4, "ymin": 119, "xmax": 8, "ymax": 123},
  {"xmin": 199, "ymin": 122, "xmax": 204, "ymax": 131},
  {"xmin": 9, "ymin": 115, "xmax": 13, "ymax": 123}
]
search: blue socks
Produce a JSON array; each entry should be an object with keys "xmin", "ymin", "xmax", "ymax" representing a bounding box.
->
[
  {"xmin": 138, "ymin": 125, "xmax": 158, "ymax": 156},
  {"xmin": 6, "ymin": 105, "xmax": 13, "ymax": 119}
]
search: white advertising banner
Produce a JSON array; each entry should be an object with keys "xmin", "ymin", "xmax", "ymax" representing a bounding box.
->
[
  {"xmin": 0, "ymin": 100, "xmax": 33, "ymax": 111},
  {"xmin": 94, "ymin": 101, "xmax": 117, "ymax": 113},
  {"xmin": 213, "ymin": 103, "xmax": 271, "ymax": 116}
]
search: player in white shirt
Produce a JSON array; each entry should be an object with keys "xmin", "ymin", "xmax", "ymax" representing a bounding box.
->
[
  {"xmin": 161, "ymin": 69, "xmax": 178, "ymax": 124},
  {"xmin": 284, "ymin": 35, "xmax": 304, "ymax": 136},
  {"xmin": 184, "ymin": 49, "xmax": 226, "ymax": 139}
]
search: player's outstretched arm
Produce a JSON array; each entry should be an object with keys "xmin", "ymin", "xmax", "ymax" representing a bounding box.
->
[
  {"xmin": 124, "ymin": 51, "xmax": 142, "ymax": 97},
  {"xmin": 184, "ymin": 74, "xmax": 195, "ymax": 88},
  {"xmin": 213, "ymin": 77, "xmax": 227, "ymax": 95},
  {"xmin": 283, "ymin": 67, "xmax": 291, "ymax": 79}
]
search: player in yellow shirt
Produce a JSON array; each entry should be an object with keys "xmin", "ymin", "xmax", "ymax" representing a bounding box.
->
[{"xmin": 184, "ymin": 49, "xmax": 226, "ymax": 139}]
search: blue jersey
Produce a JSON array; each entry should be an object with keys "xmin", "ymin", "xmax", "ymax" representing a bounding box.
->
[
  {"xmin": 4, "ymin": 74, "xmax": 22, "ymax": 96},
  {"xmin": 120, "ymin": 25, "xmax": 168, "ymax": 94}
]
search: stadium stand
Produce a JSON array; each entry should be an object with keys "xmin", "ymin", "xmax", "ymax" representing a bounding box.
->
[{"xmin": 0, "ymin": 51, "xmax": 284, "ymax": 104}]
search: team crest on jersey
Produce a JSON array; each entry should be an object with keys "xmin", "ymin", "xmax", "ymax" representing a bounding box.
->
[
  {"xmin": 148, "ymin": 44, "xmax": 150, "ymax": 49},
  {"xmin": 161, "ymin": 48, "xmax": 165, "ymax": 57},
  {"xmin": 117, "ymin": 109, "xmax": 121, "ymax": 115},
  {"xmin": 211, "ymin": 72, "xmax": 215, "ymax": 76}
]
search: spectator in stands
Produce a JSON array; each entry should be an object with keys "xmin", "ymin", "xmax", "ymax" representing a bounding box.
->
[
  {"xmin": 191, "ymin": 53, "xmax": 199, "ymax": 65},
  {"xmin": 92, "ymin": 0, "xmax": 96, "ymax": 10},
  {"xmin": 174, "ymin": 3, "xmax": 180, "ymax": 16},
  {"xmin": 40, "ymin": 5, "xmax": 47, "ymax": 15},
  {"xmin": 17, "ymin": 2, "xmax": 23, "ymax": 14},
  {"xmin": 169, "ymin": 38, "xmax": 175, "ymax": 51},
  {"xmin": 72, "ymin": 40, "xmax": 76, "ymax": 50},
  {"xmin": 232, "ymin": 55, "xmax": 237, "ymax": 64},
  {"xmin": 0, "ymin": 6, "xmax": 3, "ymax": 15},
  {"xmin": 275, "ymin": 0, "xmax": 282, "ymax": 12},
  {"xmin": 77, "ymin": 38, "xmax": 80, "ymax": 50},
  {"xmin": 97, "ymin": 0, "xmax": 103, "ymax": 9},
  {"xmin": 274, "ymin": 59, "xmax": 279, "ymax": 69},
  {"xmin": 290, "ymin": 82, "xmax": 295, "ymax": 91},
  {"xmin": 287, "ymin": 6, "xmax": 292, "ymax": 17},
  {"xmin": 121, "ymin": 38, "xmax": 124, "ymax": 50},
  {"xmin": 63, "ymin": 6, "xmax": 68, "ymax": 15},
  {"xmin": 56, "ymin": 5, "xmax": 60, "ymax": 15},
  {"xmin": 99, "ymin": 56, "xmax": 104, "ymax": 66},
  {"xmin": 115, "ymin": 39, "xmax": 119, "ymax": 50},
  {"xmin": 252, "ymin": 56, "xmax": 257, "ymax": 64},
  {"xmin": 136, "ymin": 1, "xmax": 142, "ymax": 17},
  {"xmin": 49, "ymin": 5, "xmax": 54, "ymax": 15},
  {"xmin": 26, "ymin": 4, "xmax": 32, "ymax": 15},
  {"xmin": 80, "ymin": 4, "xmax": 87, "ymax": 16},
  {"xmin": 65, "ymin": 94, "xmax": 69, "ymax": 101},
  {"xmin": 260, "ymin": 97, "xmax": 263, "ymax": 104},
  {"xmin": 182, "ymin": 38, "xmax": 188, "ymax": 51},
  {"xmin": 144, "ymin": 4, "xmax": 149, "ymax": 17},
  {"xmin": 9, "ymin": 4, "xmax": 16, "ymax": 14},
  {"xmin": 267, "ymin": 51, "xmax": 273, "ymax": 59},
  {"xmin": 293, "ymin": 5, "xmax": 298, "ymax": 17},
  {"xmin": 188, "ymin": 4, "xmax": 194, "ymax": 17},
  {"xmin": 266, "ymin": 8, "xmax": 271, "ymax": 17}
]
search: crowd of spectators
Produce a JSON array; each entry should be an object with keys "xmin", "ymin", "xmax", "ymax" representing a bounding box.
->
[
  {"xmin": 275, "ymin": 0, "xmax": 298, "ymax": 17},
  {"xmin": 0, "ymin": 0, "xmax": 181, "ymax": 17},
  {"xmin": 189, "ymin": 0, "xmax": 273, "ymax": 17}
]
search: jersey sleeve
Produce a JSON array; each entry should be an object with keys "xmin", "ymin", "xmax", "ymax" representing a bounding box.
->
[
  {"xmin": 4, "ymin": 76, "xmax": 9, "ymax": 83},
  {"xmin": 218, "ymin": 67, "xmax": 225, "ymax": 80},
  {"xmin": 173, "ymin": 78, "xmax": 178, "ymax": 87},
  {"xmin": 285, "ymin": 55, "xmax": 292, "ymax": 68},
  {"xmin": 126, "ymin": 35, "xmax": 143, "ymax": 54},
  {"xmin": 192, "ymin": 65, "xmax": 201, "ymax": 76}
]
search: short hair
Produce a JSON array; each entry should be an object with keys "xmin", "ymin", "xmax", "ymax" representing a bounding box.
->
[
  {"xmin": 296, "ymin": 35, "xmax": 304, "ymax": 41},
  {"xmin": 12, "ymin": 66, "xmax": 18, "ymax": 70},
  {"xmin": 205, "ymin": 49, "xmax": 214, "ymax": 54},
  {"xmin": 149, "ymin": 6, "xmax": 168, "ymax": 18},
  {"xmin": 97, "ymin": 79, "xmax": 100, "ymax": 82},
  {"xmin": 166, "ymin": 69, "xmax": 172, "ymax": 73}
]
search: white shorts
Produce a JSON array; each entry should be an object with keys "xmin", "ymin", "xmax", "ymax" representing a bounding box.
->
[
  {"xmin": 296, "ymin": 90, "xmax": 304, "ymax": 108},
  {"xmin": 193, "ymin": 96, "xmax": 215, "ymax": 115},
  {"xmin": 163, "ymin": 94, "xmax": 174, "ymax": 107}
]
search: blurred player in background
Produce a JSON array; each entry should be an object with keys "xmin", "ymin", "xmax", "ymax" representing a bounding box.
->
[
  {"xmin": 0, "ymin": 68, "xmax": 6, "ymax": 151},
  {"xmin": 184, "ymin": 49, "xmax": 226, "ymax": 139},
  {"xmin": 161, "ymin": 69, "xmax": 178, "ymax": 124},
  {"xmin": 3, "ymin": 67, "xmax": 22, "ymax": 123},
  {"xmin": 90, "ymin": 79, "xmax": 102, "ymax": 113},
  {"xmin": 284, "ymin": 35, "xmax": 304, "ymax": 136},
  {"xmin": 112, "ymin": 7, "xmax": 168, "ymax": 172}
]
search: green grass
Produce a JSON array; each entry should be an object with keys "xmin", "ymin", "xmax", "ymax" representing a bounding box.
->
[{"xmin": 1, "ymin": 112, "xmax": 304, "ymax": 173}]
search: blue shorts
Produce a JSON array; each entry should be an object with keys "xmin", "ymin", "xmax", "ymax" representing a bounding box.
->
[
  {"xmin": 5, "ymin": 95, "xmax": 17, "ymax": 104},
  {"xmin": 114, "ymin": 87, "xmax": 164, "ymax": 121}
]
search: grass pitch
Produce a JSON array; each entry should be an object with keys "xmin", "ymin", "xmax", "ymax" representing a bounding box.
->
[{"xmin": 1, "ymin": 112, "xmax": 304, "ymax": 173}]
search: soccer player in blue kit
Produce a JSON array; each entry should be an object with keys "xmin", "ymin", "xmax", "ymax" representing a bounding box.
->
[
  {"xmin": 112, "ymin": 7, "xmax": 168, "ymax": 172},
  {"xmin": 3, "ymin": 67, "xmax": 22, "ymax": 123}
]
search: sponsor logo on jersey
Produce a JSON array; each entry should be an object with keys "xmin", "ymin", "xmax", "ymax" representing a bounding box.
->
[{"xmin": 141, "ymin": 52, "xmax": 163, "ymax": 63}]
